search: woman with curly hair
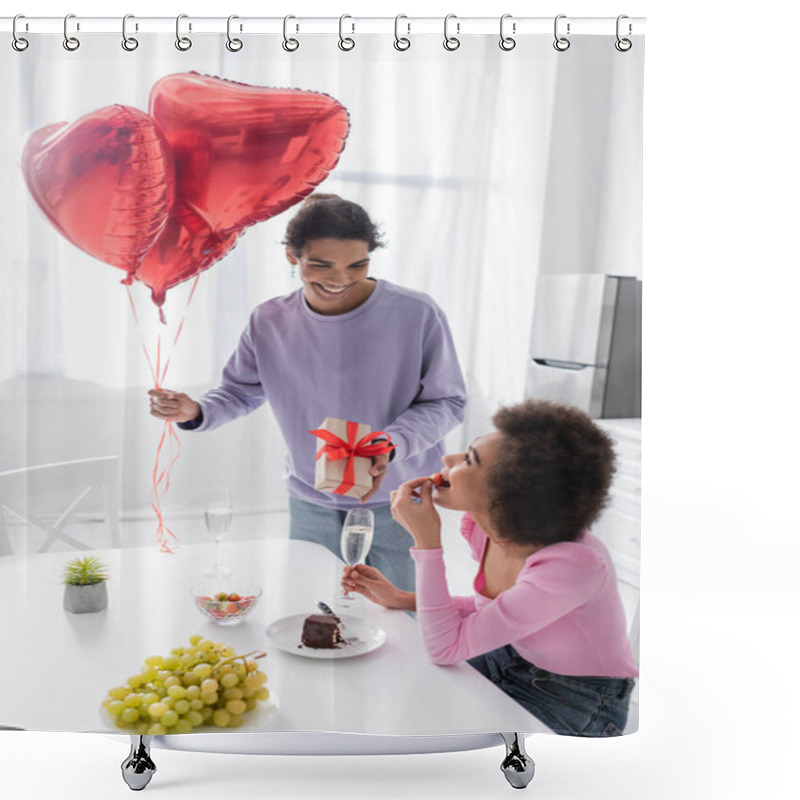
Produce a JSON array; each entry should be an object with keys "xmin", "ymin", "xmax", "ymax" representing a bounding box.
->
[{"xmin": 341, "ymin": 399, "xmax": 638, "ymax": 736}]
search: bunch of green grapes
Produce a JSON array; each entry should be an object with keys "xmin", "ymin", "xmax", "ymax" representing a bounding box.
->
[{"xmin": 102, "ymin": 635, "xmax": 269, "ymax": 735}]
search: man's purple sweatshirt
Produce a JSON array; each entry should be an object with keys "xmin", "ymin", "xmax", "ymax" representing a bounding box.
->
[{"xmin": 183, "ymin": 279, "xmax": 467, "ymax": 509}]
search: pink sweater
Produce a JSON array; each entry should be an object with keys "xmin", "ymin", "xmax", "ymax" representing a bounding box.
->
[{"xmin": 410, "ymin": 513, "xmax": 638, "ymax": 678}]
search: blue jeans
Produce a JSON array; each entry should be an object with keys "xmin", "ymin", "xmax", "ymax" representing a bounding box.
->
[
  {"xmin": 468, "ymin": 645, "xmax": 634, "ymax": 737},
  {"xmin": 288, "ymin": 496, "xmax": 416, "ymax": 592}
]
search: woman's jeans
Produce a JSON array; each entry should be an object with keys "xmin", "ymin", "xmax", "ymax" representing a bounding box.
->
[
  {"xmin": 468, "ymin": 644, "xmax": 634, "ymax": 737},
  {"xmin": 289, "ymin": 495, "xmax": 415, "ymax": 592}
]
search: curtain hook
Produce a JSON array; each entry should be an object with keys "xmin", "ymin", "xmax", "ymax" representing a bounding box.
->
[
  {"xmin": 615, "ymin": 15, "xmax": 633, "ymax": 52},
  {"xmin": 122, "ymin": 14, "xmax": 139, "ymax": 51},
  {"xmin": 553, "ymin": 14, "xmax": 570, "ymax": 51},
  {"xmin": 282, "ymin": 15, "xmax": 299, "ymax": 51},
  {"xmin": 338, "ymin": 14, "xmax": 355, "ymax": 51},
  {"xmin": 12, "ymin": 14, "xmax": 29, "ymax": 51},
  {"xmin": 175, "ymin": 14, "xmax": 192, "ymax": 51},
  {"xmin": 443, "ymin": 13, "xmax": 460, "ymax": 51},
  {"xmin": 226, "ymin": 15, "xmax": 243, "ymax": 51},
  {"xmin": 394, "ymin": 14, "xmax": 410, "ymax": 51},
  {"xmin": 499, "ymin": 13, "xmax": 516, "ymax": 51},
  {"xmin": 63, "ymin": 13, "xmax": 80, "ymax": 51}
]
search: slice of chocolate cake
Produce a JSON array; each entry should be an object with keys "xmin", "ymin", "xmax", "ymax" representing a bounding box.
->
[{"xmin": 301, "ymin": 613, "xmax": 345, "ymax": 649}]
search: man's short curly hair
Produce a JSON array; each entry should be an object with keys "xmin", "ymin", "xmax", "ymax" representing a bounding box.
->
[
  {"xmin": 487, "ymin": 400, "xmax": 617, "ymax": 546},
  {"xmin": 283, "ymin": 194, "xmax": 385, "ymax": 254}
]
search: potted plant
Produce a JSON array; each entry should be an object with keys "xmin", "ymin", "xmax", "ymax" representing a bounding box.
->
[{"xmin": 63, "ymin": 555, "xmax": 109, "ymax": 613}]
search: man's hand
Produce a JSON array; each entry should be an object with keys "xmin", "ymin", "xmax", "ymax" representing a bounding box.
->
[
  {"xmin": 148, "ymin": 389, "xmax": 201, "ymax": 424},
  {"xmin": 360, "ymin": 453, "xmax": 390, "ymax": 503}
]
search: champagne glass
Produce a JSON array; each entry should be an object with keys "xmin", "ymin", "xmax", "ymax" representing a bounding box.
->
[
  {"xmin": 203, "ymin": 487, "xmax": 233, "ymax": 578},
  {"xmin": 337, "ymin": 507, "xmax": 374, "ymax": 608}
]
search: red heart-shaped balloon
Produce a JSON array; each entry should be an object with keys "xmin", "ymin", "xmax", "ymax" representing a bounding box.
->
[
  {"xmin": 149, "ymin": 72, "xmax": 350, "ymax": 234},
  {"xmin": 132, "ymin": 188, "xmax": 242, "ymax": 309},
  {"xmin": 22, "ymin": 105, "xmax": 173, "ymax": 279},
  {"xmin": 134, "ymin": 73, "xmax": 350, "ymax": 307}
]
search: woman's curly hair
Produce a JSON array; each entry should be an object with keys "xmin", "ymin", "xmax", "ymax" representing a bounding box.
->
[
  {"xmin": 487, "ymin": 400, "xmax": 617, "ymax": 546},
  {"xmin": 283, "ymin": 194, "xmax": 385, "ymax": 254}
]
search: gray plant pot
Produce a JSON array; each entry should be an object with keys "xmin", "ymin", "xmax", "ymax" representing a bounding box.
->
[{"xmin": 63, "ymin": 581, "xmax": 108, "ymax": 613}]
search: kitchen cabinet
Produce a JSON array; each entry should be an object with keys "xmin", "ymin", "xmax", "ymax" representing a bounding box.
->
[{"xmin": 593, "ymin": 418, "xmax": 641, "ymax": 589}]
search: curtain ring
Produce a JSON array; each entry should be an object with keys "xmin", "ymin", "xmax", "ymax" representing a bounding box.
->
[
  {"xmin": 499, "ymin": 14, "xmax": 516, "ymax": 51},
  {"xmin": 282, "ymin": 15, "xmax": 299, "ymax": 51},
  {"xmin": 553, "ymin": 14, "xmax": 570, "ymax": 51},
  {"xmin": 122, "ymin": 14, "xmax": 139, "ymax": 51},
  {"xmin": 615, "ymin": 15, "xmax": 632, "ymax": 52},
  {"xmin": 12, "ymin": 15, "xmax": 29, "ymax": 51},
  {"xmin": 394, "ymin": 14, "xmax": 410, "ymax": 51},
  {"xmin": 226, "ymin": 15, "xmax": 243, "ymax": 51},
  {"xmin": 175, "ymin": 14, "xmax": 192, "ymax": 51},
  {"xmin": 63, "ymin": 14, "xmax": 80, "ymax": 51},
  {"xmin": 443, "ymin": 14, "xmax": 460, "ymax": 51},
  {"xmin": 338, "ymin": 15, "xmax": 355, "ymax": 51}
]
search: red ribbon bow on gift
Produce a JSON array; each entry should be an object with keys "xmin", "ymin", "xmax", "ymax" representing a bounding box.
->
[{"xmin": 309, "ymin": 422, "xmax": 396, "ymax": 496}]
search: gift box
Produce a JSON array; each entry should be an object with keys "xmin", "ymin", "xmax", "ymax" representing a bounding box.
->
[{"xmin": 309, "ymin": 417, "xmax": 395, "ymax": 499}]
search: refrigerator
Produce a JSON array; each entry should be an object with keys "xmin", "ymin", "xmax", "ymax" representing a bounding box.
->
[{"xmin": 524, "ymin": 274, "xmax": 641, "ymax": 419}]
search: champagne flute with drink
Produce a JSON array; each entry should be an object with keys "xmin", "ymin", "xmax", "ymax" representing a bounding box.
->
[
  {"xmin": 203, "ymin": 487, "xmax": 233, "ymax": 578},
  {"xmin": 337, "ymin": 507, "xmax": 374, "ymax": 607}
]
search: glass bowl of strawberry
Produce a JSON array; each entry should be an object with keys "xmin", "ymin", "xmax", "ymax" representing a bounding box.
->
[{"xmin": 191, "ymin": 583, "xmax": 262, "ymax": 625}]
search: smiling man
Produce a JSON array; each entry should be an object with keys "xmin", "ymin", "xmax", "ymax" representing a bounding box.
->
[
  {"xmin": 288, "ymin": 237, "xmax": 375, "ymax": 315},
  {"xmin": 148, "ymin": 195, "xmax": 466, "ymax": 591}
]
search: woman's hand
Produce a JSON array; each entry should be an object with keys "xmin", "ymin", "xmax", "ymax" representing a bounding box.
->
[
  {"xmin": 341, "ymin": 564, "xmax": 416, "ymax": 611},
  {"xmin": 391, "ymin": 477, "xmax": 442, "ymax": 550},
  {"xmin": 148, "ymin": 389, "xmax": 201, "ymax": 424},
  {"xmin": 360, "ymin": 453, "xmax": 389, "ymax": 504}
]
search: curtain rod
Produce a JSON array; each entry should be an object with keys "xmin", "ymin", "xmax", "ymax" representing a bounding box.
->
[{"xmin": 2, "ymin": 16, "xmax": 646, "ymax": 37}]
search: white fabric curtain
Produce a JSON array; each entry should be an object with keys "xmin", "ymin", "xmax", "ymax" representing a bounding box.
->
[{"xmin": 1, "ymin": 32, "xmax": 642, "ymax": 520}]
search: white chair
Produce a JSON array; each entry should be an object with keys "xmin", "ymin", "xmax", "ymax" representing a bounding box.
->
[{"xmin": 0, "ymin": 456, "xmax": 121, "ymax": 556}]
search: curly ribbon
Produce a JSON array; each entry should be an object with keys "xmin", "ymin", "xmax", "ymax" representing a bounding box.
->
[
  {"xmin": 126, "ymin": 277, "xmax": 200, "ymax": 553},
  {"xmin": 309, "ymin": 421, "xmax": 396, "ymax": 496}
]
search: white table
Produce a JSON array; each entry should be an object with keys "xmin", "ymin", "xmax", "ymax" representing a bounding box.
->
[{"xmin": 1, "ymin": 536, "xmax": 547, "ymax": 737}]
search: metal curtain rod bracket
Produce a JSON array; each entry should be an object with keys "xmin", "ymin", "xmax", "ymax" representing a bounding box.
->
[{"xmin": 1, "ymin": 16, "xmax": 646, "ymax": 38}]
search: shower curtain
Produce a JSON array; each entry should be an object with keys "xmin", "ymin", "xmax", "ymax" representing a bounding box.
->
[{"xmin": 0, "ymin": 17, "xmax": 644, "ymax": 743}]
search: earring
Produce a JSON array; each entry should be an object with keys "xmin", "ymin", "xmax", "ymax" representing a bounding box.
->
[{"xmin": 290, "ymin": 263, "xmax": 296, "ymax": 279}]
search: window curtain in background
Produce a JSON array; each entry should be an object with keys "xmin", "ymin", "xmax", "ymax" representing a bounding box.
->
[
  {"xmin": 1, "ymin": 20, "xmax": 643, "ymax": 748},
  {"xmin": 1, "ymin": 30, "xmax": 642, "ymax": 518}
]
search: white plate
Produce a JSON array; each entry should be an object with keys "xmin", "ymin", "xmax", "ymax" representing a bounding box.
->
[
  {"xmin": 265, "ymin": 613, "xmax": 387, "ymax": 659},
  {"xmin": 100, "ymin": 692, "xmax": 280, "ymax": 733}
]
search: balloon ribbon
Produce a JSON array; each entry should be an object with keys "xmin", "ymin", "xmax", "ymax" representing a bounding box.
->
[{"xmin": 126, "ymin": 276, "xmax": 200, "ymax": 552}]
